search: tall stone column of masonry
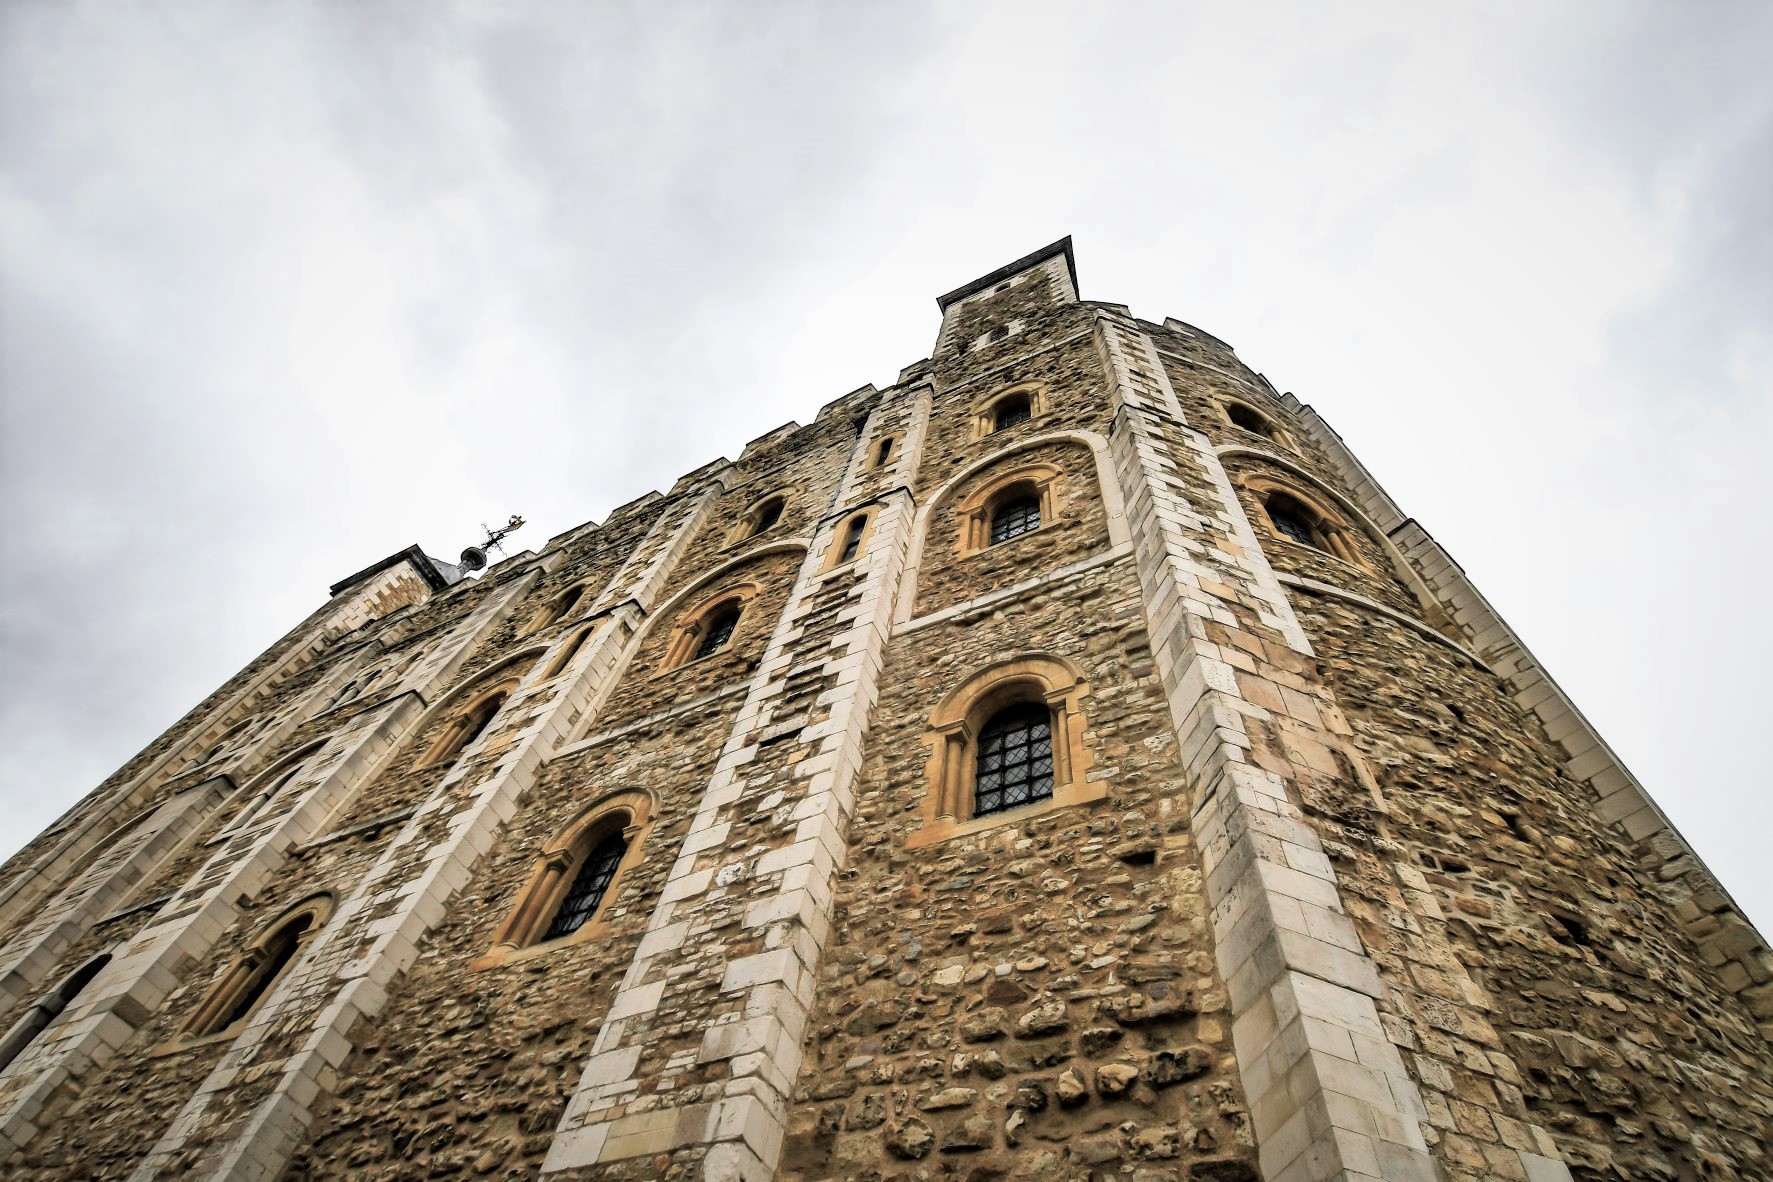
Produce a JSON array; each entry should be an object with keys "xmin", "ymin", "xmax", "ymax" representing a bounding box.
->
[
  {"xmin": 543, "ymin": 390, "xmax": 929, "ymax": 1181},
  {"xmin": 1094, "ymin": 309, "xmax": 1452, "ymax": 1182},
  {"xmin": 0, "ymin": 563, "xmax": 432, "ymax": 937},
  {"xmin": 0, "ymin": 566, "xmax": 466, "ymax": 1159},
  {"xmin": 122, "ymin": 485, "xmax": 730, "ymax": 1180}
]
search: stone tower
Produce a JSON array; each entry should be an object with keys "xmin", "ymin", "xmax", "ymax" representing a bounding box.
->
[{"xmin": 1, "ymin": 239, "xmax": 1767, "ymax": 1182}]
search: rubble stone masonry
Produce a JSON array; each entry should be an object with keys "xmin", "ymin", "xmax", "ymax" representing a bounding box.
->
[{"xmin": 2, "ymin": 239, "xmax": 1767, "ymax": 1182}]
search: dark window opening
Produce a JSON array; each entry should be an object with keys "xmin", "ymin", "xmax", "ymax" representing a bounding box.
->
[
  {"xmin": 1549, "ymin": 912, "xmax": 1590, "ymax": 948},
  {"xmin": 220, "ymin": 915, "xmax": 312, "ymax": 1032},
  {"xmin": 448, "ymin": 693, "xmax": 505, "ymax": 761},
  {"xmin": 1226, "ymin": 403, "xmax": 1275, "ymax": 438},
  {"xmin": 544, "ymin": 832, "xmax": 628, "ymax": 941},
  {"xmin": 974, "ymin": 703, "xmax": 1054, "ymax": 818},
  {"xmin": 993, "ymin": 396, "xmax": 1032, "ymax": 431},
  {"xmin": 551, "ymin": 585, "xmax": 585, "ymax": 623},
  {"xmin": 1266, "ymin": 497, "xmax": 1320, "ymax": 549},
  {"xmin": 838, "ymin": 518, "xmax": 866, "ymax": 564},
  {"xmin": 751, "ymin": 498, "xmax": 784, "ymax": 536},
  {"xmin": 989, "ymin": 496, "xmax": 1042, "ymax": 545},
  {"xmin": 876, "ymin": 438, "xmax": 894, "ymax": 467},
  {"xmin": 695, "ymin": 607, "xmax": 741, "ymax": 659},
  {"xmin": 548, "ymin": 626, "xmax": 594, "ymax": 677}
]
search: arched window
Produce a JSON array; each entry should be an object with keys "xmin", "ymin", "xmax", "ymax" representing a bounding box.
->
[
  {"xmin": 971, "ymin": 387, "xmax": 1048, "ymax": 438},
  {"xmin": 195, "ymin": 718, "xmax": 254, "ymax": 766},
  {"xmin": 424, "ymin": 691, "xmax": 507, "ymax": 767},
  {"xmin": 909, "ymin": 655, "xmax": 1102, "ymax": 848},
  {"xmin": 874, "ymin": 437, "xmax": 895, "ymax": 468},
  {"xmin": 837, "ymin": 517, "xmax": 866, "ymax": 564},
  {"xmin": 695, "ymin": 605, "xmax": 741, "ymax": 659},
  {"xmin": 546, "ymin": 623, "xmax": 596, "ymax": 678},
  {"xmin": 663, "ymin": 589, "xmax": 762, "ymax": 669},
  {"xmin": 1224, "ymin": 401, "xmax": 1280, "ymax": 441},
  {"xmin": 993, "ymin": 393, "xmax": 1032, "ymax": 432},
  {"xmin": 180, "ymin": 897, "xmax": 330, "ymax": 1042},
  {"xmin": 476, "ymin": 792, "xmax": 653, "ymax": 967},
  {"xmin": 541, "ymin": 831, "xmax": 628, "ymax": 941},
  {"xmin": 988, "ymin": 495, "xmax": 1042, "ymax": 545},
  {"xmin": 954, "ymin": 469, "xmax": 1061, "ymax": 555},
  {"xmin": 218, "ymin": 763, "xmax": 304, "ymax": 839},
  {"xmin": 973, "ymin": 703, "xmax": 1055, "ymax": 817},
  {"xmin": 0, "ymin": 953, "xmax": 111, "ymax": 1071},
  {"xmin": 524, "ymin": 584, "xmax": 585, "ymax": 636},
  {"xmin": 1265, "ymin": 493, "xmax": 1322, "ymax": 549},
  {"xmin": 328, "ymin": 679, "xmax": 362, "ymax": 710},
  {"xmin": 750, "ymin": 497, "xmax": 785, "ymax": 536}
]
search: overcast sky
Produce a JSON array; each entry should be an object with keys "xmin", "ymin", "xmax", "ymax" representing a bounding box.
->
[{"xmin": 3, "ymin": 2, "xmax": 1768, "ymax": 928}]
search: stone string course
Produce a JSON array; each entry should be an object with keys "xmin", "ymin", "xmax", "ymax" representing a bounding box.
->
[{"xmin": 1, "ymin": 238, "xmax": 1766, "ymax": 1182}]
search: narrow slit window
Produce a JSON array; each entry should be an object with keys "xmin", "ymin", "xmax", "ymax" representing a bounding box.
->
[
  {"xmin": 974, "ymin": 703, "xmax": 1054, "ymax": 817},
  {"xmin": 219, "ymin": 916, "xmax": 310, "ymax": 1030},
  {"xmin": 876, "ymin": 437, "xmax": 894, "ymax": 467},
  {"xmin": 543, "ymin": 832, "xmax": 628, "ymax": 941},
  {"xmin": 989, "ymin": 496, "xmax": 1042, "ymax": 545},
  {"xmin": 838, "ymin": 517, "xmax": 866, "ymax": 564},
  {"xmin": 695, "ymin": 606, "xmax": 741, "ymax": 659}
]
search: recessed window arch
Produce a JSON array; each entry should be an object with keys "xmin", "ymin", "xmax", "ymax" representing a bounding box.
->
[
  {"xmin": 1254, "ymin": 485, "xmax": 1369, "ymax": 569},
  {"xmin": 0, "ymin": 952, "xmax": 113, "ymax": 1071},
  {"xmin": 908, "ymin": 655, "xmax": 1104, "ymax": 848},
  {"xmin": 1221, "ymin": 399, "xmax": 1290, "ymax": 447},
  {"xmin": 546, "ymin": 622, "xmax": 597, "ymax": 678},
  {"xmin": 215, "ymin": 753, "xmax": 312, "ymax": 841},
  {"xmin": 871, "ymin": 434, "xmax": 899, "ymax": 471},
  {"xmin": 476, "ymin": 790, "xmax": 654, "ymax": 967},
  {"xmin": 422, "ymin": 688, "xmax": 510, "ymax": 767},
  {"xmin": 178, "ymin": 895, "xmax": 332, "ymax": 1043},
  {"xmin": 821, "ymin": 508, "xmax": 877, "ymax": 572},
  {"xmin": 662, "ymin": 586, "xmax": 761, "ymax": 670},
  {"xmin": 523, "ymin": 583, "xmax": 587, "ymax": 636},
  {"xmin": 971, "ymin": 385, "xmax": 1049, "ymax": 439},
  {"xmin": 954, "ymin": 465, "xmax": 1062, "ymax": 556},
  {"xmin": 192, "ymin": 718, "xmax": 255, "ymax": 767}
]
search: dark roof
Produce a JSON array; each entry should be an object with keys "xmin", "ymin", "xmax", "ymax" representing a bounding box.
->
[
  {"xmin": 328, "ymin": 545, "xmax": 455, "ymax": 597},
  {"xmin": 936, "ymin": 236, "xmax": 1076, "ymax": 311}
]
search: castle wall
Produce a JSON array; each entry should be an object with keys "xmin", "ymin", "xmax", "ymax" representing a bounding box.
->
[{"xmin": 0, "ymin": 239, "xmax": 1764, "ymax": 1182}]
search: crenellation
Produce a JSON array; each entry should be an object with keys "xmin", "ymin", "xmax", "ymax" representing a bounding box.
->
[{"xmin": 2, "ymin": 241, "xmax": 1763, "ymax": 1181}]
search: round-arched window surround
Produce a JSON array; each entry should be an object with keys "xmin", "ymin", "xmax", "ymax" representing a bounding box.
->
[
  {"xmin": 474, "ymin": 790, "xmax": 654, "ymax": 968},
  {"xmin": 953, "ymin": 465, "xmax": 1063, "ymax": 556},
  {"xmin": 971, "ymin": 385, "xmax": 1049, "ymax": 439},
  {"xmin": 661, "ymin": 585, "xmax": 762, "ymax": 670},
  {"xmin": 907, "ymin": 654, "xmax": 1103, "ymax": 848}
]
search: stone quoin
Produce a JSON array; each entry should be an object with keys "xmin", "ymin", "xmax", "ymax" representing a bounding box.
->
[{"xmin": 1, "ymin": 239, "xmax": 1767, "ymax": 1181}]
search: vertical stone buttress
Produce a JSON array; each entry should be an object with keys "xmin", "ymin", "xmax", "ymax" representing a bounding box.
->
[
  {"xmin": 542, "ymin": 390, "xmax": 929, "ymax": 1180},
  {"xmin": 1096, "ymin": 310, "xmax": 1449, "ymax": 1182},
  {"xmin": 116, "ymin": 483, "xmax": 731, "ymax": 1179}
]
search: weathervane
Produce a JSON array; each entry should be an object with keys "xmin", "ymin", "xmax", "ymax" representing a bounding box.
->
[{"xmin": 458, "ymin": 514, "xmax": 525, "ymax": 572}]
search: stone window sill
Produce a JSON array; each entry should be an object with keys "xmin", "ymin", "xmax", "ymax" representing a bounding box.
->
[{"xmin": 904, "ymin": 779, "xmax": 1109, "ymax": 850}]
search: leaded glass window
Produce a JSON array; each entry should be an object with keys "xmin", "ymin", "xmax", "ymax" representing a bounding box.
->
[
  {"xmin": 543, "ymin": 832, "xmax": 627, "ymax": 941},
  {"xmin": 994, "ymin": 397, "xmax": 1032, "ymax": 431},
  {"xmin": 989, "ymin": 496, "xmax": 1042, "ymax": 545},
  {"xmin": 1268, "ymin": 504, "xmax": 1319, "ymax": 549},
  {"xmin": 695, "ymin": 607, "xmax": 740, "ymax": 659},
  {"xmin": 973, "ymin": 703, "xmax": 1054, "ymax": 817}
]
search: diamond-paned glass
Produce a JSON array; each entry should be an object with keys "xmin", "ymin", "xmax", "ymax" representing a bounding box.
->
[
  {"xmin": 1268, "ymin": 506, "xmax": 1319, "ymax": 549},
  {"xmin": 973, "ymin": 703, "xmax": 1054, "ymax": 818},
  {"xmin": 543, "ymin": 832, "xmax": 628, "ymax": 941},
  {"xmin": 989, "ymin": 496, "xmax": 1042, "ymax": 545},
  {"xmin": 695, "ymin": 608, "xmax": 740, "ymax": 659}
]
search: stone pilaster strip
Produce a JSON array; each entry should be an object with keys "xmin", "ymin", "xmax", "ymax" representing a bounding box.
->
[
  {"xmin": 1097, "ymin": 312, "xmax": 1439, "ymax": 1182},
  {"xmin": 543, "ymin": 395, "xmax": 925, "ymax": 1180}
]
